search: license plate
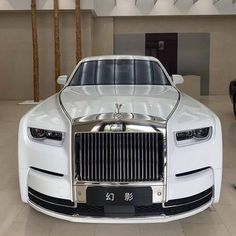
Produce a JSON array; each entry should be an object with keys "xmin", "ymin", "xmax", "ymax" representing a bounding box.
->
[{"xmin": 86, "ymin": 187, "xmax": 152, "ymax": 206}]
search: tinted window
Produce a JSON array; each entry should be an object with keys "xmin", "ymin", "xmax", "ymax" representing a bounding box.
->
[
  {"xmin": 152, "ymin": 62, "xmax": 168, "ymax": 85},
  {"xmin": 71, "ymin": 61, "xmax": 96, "ymax": 86},
  {"xmin": 115, "ymin": 60, "xmax": 134, "ymax": 84},
  {"xmin": 135, "ymin": 60, "xmax": 152, "ymax": 84},
  {"xmin": 70, "ymin": 60, "xmax": 170, "ymax": 86},
  {"xmin": 97, "ymin": 60, "xmax": 114, "ymax": 85}
]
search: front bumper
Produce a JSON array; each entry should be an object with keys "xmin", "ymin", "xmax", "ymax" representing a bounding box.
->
[
  {"xmin": 24, "ymin": 165, "xmax": 218, "ymax": 222},
  {"xmin": 28, "ymin": 186, "xmax": 213, "ymax": 222},
  {"xmin": 29, "ymin": 200, "xmax": 212, "ymax": 223}
]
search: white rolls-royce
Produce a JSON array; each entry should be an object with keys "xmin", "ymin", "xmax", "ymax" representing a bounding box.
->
[{"xmin": 18, "ymin": 55, "xmax": 222, "ymax": 223}]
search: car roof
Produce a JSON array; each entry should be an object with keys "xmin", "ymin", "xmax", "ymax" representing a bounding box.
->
[{"xmin": 80, "ymin": 55, "xmax": 160, "ymax": 63}]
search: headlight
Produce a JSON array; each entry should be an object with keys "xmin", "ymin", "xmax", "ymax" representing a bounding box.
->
[
  {"xmin": 29, "ymin": 128, "xmax": 64, "ymax": 145},
  {"xmin": 176, "ymin": 127, "xmax": 212, "ymax": 146}
]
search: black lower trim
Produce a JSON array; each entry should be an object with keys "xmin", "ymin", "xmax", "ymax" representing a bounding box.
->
[
  {"xmin": 28, "ymin": 187, "xmax": 74, "ymax": 207},
  {"xmin": 29, "ymin": 193, "xmax": 77, "ymax": 215},
  {"xmin": 28, "ymin": 186, "xmax": 213, "ymax": 217},
  {"xmin": 30, "ymin": 167, "xmax": 64, "ymax": 177},
  {"xmin": 165, "ymin": 186, "xmax": 212, "ymax": 206},
  {"xmin": 135, "ymin": 193, "xmax": 213, "ymax": 216},
  {"xmin": 176, "ymin": 167, "xmax": 210, "ymax": 177}
]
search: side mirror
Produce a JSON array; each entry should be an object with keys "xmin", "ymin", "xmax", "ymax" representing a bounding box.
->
[
  {"xmin": 57, "ymin": 75, "xmax": 68, "ymax": 85},
  {"xmin": 172, "ymin": 74, "xmax": 184, "ymax": 85}
]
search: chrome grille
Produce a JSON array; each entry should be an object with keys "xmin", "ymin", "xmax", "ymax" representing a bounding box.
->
[{"xmin": 75, "ymin": 132, "xmax": 163, "ymax": 182}]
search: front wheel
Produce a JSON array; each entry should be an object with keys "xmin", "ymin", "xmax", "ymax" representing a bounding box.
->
[{"xmin": 234, "ymin": 98, "xmax": 236, "ymax": 117}]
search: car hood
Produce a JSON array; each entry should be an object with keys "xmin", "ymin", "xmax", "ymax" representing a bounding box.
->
[{"xmin": 59, "ymin": 85, "xmax": 179, "ymax": 121}]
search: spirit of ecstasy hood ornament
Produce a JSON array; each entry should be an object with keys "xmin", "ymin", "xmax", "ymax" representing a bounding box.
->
[{"xmin": 113, "ymin": 103, "xmax": 123, "ymax": 120}]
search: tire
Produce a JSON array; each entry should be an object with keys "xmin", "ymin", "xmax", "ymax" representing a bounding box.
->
[{"xmin": 234, "ymin": 97, "xmax": 236, "ymax": 117}]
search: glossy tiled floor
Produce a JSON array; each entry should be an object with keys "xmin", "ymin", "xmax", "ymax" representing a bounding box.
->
[{"xmin": 0, "ymin": 96, "xmax": 236, "ymax": 236}]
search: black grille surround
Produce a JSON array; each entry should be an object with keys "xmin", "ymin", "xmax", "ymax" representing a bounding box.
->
[
  {"xmin": 28, "ymin": 187, "xmax": 213, "ymax": 217},
  {"xmin": 75, "ymin": 132, "xmax": 164, "ymax": 182}
]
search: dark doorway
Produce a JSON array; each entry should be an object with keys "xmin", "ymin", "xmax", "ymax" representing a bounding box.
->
[{"xmin": 145, "ymin": 33, "xmax": 178, "ymax": 75}]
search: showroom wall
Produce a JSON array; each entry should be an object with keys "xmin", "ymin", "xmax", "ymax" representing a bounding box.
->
[
  {"xmin": 93, "ymin": 17, "xmax": 114, "ymax": 56},
  {"xmin": 114, "ymin": 33, "xmax": 210, "ymax": 95},
  {"xmin": 114, "ymin": 34, "xmax": 145, "ymax": 56},
  {"xmin": 0, "ymin": 11, "xmax": 93, "ymax": 100},
  {"xmin": 177, "ymin": 33, "xmax": 210, "ymax": 95},
  {"xmin": 114, "ymin": 16, "xmax": 236, "ymax": 95},
  {"xmin": 0, "ymin": 12, "xmax": 236, "ymax": 99}
]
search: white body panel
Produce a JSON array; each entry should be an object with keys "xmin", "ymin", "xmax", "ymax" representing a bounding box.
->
[
  {"xmin": 60, "ymin": 85, "xmax": 178, "ymax": 120},
  {"xmin": 18, "ymin": 55, "xmax": 222, "ymax": 223},
  {"xmin": 29, "ymin": 200, "xmax": 213, "ymax": 224}
]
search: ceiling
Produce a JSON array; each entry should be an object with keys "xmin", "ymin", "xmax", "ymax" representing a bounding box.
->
[{"xmin": 0, "ymin": 0, "xmax": 236, "ymax": 16}]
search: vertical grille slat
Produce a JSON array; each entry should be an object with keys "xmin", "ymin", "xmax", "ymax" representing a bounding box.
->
[
  {"xmin": 94, "ymin": 134, "xmax": 97, "ymax": 180},
  {"xmin": 90, "ymin": 135, "xmax": 93, "ymax": 180},
  {"xmin": 154, "ymin": 134, "xmax": 158, "ymax": 179},
  {"xmin": 97, "ymin": 134, "xmax": 100, "ymax": 180},
  {"xmin": 76, "ymin": 132, "xmax": 163, "ymax": 182},
  {"xmin": 141, "ymin": 133, "xmax": 144, "ymax": 181},
  {"xmin": 85, "ymin": 133, "xmax": 88, "ymax": 180},
  {"xmin": 148, "ymin": 134, "xmax": 151, "ymax": 181},
  {"xmin": 126, "ymin": 134, "xmax": 130, "ymax": 182},
  {"xmin": 122, "ymin": 133, "xmax": 126, "ymax": 182},
  {"xmin": 136, "ymin": 133, "xmax": 140, "ymax": 181},
  {"xmin": 152, "ymin": 133, "xmax": 155, "ymax": 181},
  {"xmin": 105, "ymin": 134, "xmax": 108, "ymax": 181},
  {"xmin": 134, "ymin": 133, "xmax": 137, "ymax": 181},
  {"xmin": 145, "ymin": 133, "xmax": 148, "ymax": 181}
]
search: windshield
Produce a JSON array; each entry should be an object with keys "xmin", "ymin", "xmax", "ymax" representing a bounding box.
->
[{"xmin": 69, "ymin": 59, "xmax": 170, "ymax": 86}]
